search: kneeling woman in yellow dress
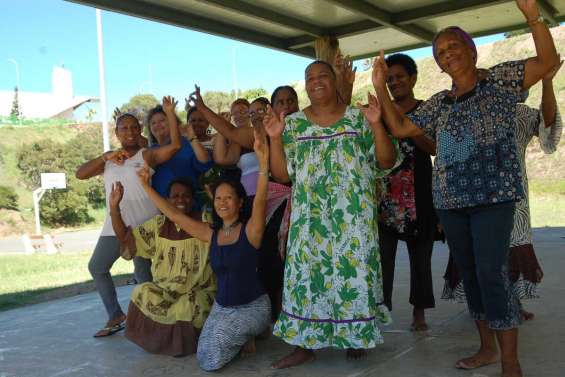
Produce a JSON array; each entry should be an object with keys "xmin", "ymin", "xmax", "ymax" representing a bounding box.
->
[{"xmin": 109, "ymin": 177, "xmax": 216, "ymax": 357}]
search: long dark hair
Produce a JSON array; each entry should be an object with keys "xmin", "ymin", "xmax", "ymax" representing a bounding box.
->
[
  {"xmin": 270, "ymin": 85, "xmax": 298, "ymax": 105},
  {"xmin": 209, "ymin": 177, "xmax": 249, "ymax": 230}
]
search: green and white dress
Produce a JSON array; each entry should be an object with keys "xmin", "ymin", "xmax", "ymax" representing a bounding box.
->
[{"xmin": 273, "ymin": 107, "xmax": 401, "ymax": 349}]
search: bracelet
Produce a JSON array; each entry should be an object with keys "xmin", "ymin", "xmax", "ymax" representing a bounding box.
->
[
  {"xmin": 527, "ymin": 15, "xmax": 544, "ymax": 26},
  {"xmin": 258, "ymin": 170, "xmax": 269, "ymax": 176},
  {"xmin": 189, "ymin": 137, "xmax": 198, "ymax": 142}
]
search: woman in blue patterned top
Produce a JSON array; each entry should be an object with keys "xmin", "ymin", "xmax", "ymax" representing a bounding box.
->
[{"xmin": 372, "ymin": 1, "xmax": 558, "ymax": 376}]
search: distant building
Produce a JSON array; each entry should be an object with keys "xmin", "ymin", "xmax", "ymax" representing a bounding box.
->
[{"xmin": 0, "ymin": 66, "xmax": 98, "ymax": 120}]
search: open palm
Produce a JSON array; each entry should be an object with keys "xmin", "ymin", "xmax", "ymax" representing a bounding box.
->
[{"xmin": 263, "ymin": 105, "xmax": 286, "ymax": 138}]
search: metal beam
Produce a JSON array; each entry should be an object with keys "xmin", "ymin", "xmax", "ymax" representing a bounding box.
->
[
  {"xmin": 349, "ymin": 14, "xmax": 565, "ymax": 61},
  {"xmin": 66, "ymin": 0, "xmax": 315, "ymax": 59},
  {"xmin": 327, "ymin": 0, "xmax": 435, "ymax": 43},
  {"xmin": 394, "ymin": 0, "xmax": 508, "ymax": 25},
  {"xmin": 537, "ymin": 0, "xmax": 558, "ymax": 24},
  {"xmin": 286, "ymin": 20, "xmax": 383, "ymax": 49},
  {"xmin": 197, "ymin": 0, "xmax": 325, "ymax": 37}
]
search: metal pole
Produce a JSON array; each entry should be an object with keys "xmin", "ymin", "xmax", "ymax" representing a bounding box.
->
[
  {"xmin": 232, "ymin": 46, "xmax": 238, "ymax": 99},
  {"xmin": 33, "ymin": 188, "xmax": 46, "ymax": 235},
  {"xmin": 7, "ymin": 58, "xmax": 20, "ymax": 90},
  {"xmin": 96, "ymin": 9, "xmax": 110, "ymax": 152}
]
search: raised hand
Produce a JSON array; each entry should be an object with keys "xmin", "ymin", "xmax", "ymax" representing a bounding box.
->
[
  {"xmin": 335, "ymin": 53, "xmax": 357, "ymax": 85},
  {"xmin": 112, "ymin": 107, "xmax": 122, "ymax": 121},
  {"xmin": 516, "ymin": 0, "xmax": 540, "ymax": 21},
  {"xmin": 372, "ymin": 50, "xmax": 388, "ymax": 91},
  {"xmin": 262, "ymin": 105, "xmax": 286, "ymax": 138},
  {"xmin": 543, "ymin": 56, "xmax": 563, "ymax": 80},
  {"xmin": 104, "ymin": 149, "xmax": 130, "ymax": 165},
  {"xmin": 357, "ymin": 93, "xmax": 383, "ymax": 126},
  {"xmin": 137, "ymin": 163, "xmax": 151, "ymax": 187},
  {"xmin": 162, "ymin": 96, "xmax": 177, "ymax": 114},
  {"xmin": 253, "ymin": 127, "xmax": 269, "ymax": 166},
  {"xmin": 109, "ymin": 181, "xmax": 124, "ymax": 210},
  {"xmin": 188, "ymin": 84, "xmax": 205, "ymax": 109}
]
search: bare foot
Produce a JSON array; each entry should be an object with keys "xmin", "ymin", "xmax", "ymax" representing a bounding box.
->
[
  {"xmin": 521, "ymin": 309, "xmax": 534, "ymax": 321},
  {"xmin": 502, "ymin": 362, "xmax": 523, "ymax": 377},
  {"xmin": 241, "ymin": 337, "xmax": 256, "ymax": 357},
  {"xmin": 346, "ymin": 348, "xmax": 367, "ymax": 360},
  {"xmin": 410, "ymin": 308, "xmax": 429, "ymax": 331},
  {"xmin": 272, "ymin": 347, "xmax": 315, "ymax": 369},
  {"xmin": 455, "ymin": 349, "xmax": 499, "ymax": 370}
]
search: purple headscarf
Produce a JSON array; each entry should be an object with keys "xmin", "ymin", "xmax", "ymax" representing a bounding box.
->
[{"xmin": 432, "ymin": 26, "xmax": 477, "ymax": 65}]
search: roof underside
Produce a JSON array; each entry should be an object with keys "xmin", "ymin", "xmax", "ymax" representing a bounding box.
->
[{"xmin": 68, "ymin": 0, "xmax": 565, "ymax": 60}]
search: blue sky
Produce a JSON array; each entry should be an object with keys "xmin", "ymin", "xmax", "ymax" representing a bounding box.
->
[{"xmin": 0, "ymin": 0, "xmax": 504, "ymax": 121}]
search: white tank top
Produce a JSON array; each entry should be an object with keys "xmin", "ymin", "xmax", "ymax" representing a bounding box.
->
[
  {"xmin": 100, "ymin": 149, "xmax": 160, "ymax": 236},
  {"xmin": 237, "ymin": 152, "xmax": 259, "ymax": 196}
]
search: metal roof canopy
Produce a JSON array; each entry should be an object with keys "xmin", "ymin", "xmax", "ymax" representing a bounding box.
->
[{"xmin": 68, "ymin": 0, "xmax": 565, "ymax": 60}]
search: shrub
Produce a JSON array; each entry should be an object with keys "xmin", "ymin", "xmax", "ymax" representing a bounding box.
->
[{"xmin": 0, "ymin": 186, "xmax": 18, "ymax": 210}]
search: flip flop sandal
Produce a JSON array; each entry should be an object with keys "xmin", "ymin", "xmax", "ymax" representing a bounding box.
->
[{"xmin": 93, "ymin": 322, "xmax": 125, "ymax": 338}]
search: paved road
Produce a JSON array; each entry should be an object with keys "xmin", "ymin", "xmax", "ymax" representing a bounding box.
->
[{"xmin": 0, "ymin": 228, "xmax": 101, "ymax": 254}]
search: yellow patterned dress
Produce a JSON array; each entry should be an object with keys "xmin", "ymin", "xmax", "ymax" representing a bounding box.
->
[{"xmin": 124, "ymin": 214, "xmax": 216, "ymax": 357}]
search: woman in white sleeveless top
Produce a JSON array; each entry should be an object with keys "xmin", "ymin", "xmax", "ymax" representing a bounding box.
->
[{"xmin": 76, "ymin": 96, "xmax": 182, "ymax": 337}]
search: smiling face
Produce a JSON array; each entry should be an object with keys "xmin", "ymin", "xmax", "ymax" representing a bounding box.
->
[
  {"xmin": 149, "ymin": 112, "xmax": 169, "ymax": 142},
  {"xmin": 433, "ymin": 32, "xmax": 476, "ymax": 76},
  {"xmin": 213, "ymin": 183, "xmax": 243, "ymax": 222},
  {"xmin": 231, "ymin": 102, "xmax": 250, "ymax": 128},
  {"xmin": 167, "ymin": 182, "xmax": 193, "ymax": 215},
  {"xmin": 386, "ymin": 64, "xmax": 417, "ymax": 102},
  {"xmin": 115, "ymin": 116, "xmax": 142, "ymax": 148},
  {"xmin": 188, "ymin": 109, "xmax": 209, "ymax": 138},
  {"xmin": 305, "ymin": 62, "xmax": 337, "ymax": 103},
  {"xmin": 272, "ymin": 88, "xmax": 299, "ymax": 117}
]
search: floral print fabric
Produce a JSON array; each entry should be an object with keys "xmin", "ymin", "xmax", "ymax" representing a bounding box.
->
[
  {"xmin": 408, "ymin": 60, "xmax": 526, "ymax": 210},
  {"xmin": 273, "ymin": 107, "xmax": 401, "ymax": 349}
]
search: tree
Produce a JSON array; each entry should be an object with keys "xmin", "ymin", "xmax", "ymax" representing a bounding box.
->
[
  {"xmin": 10, "ymin": 86, "xmax": 21, "ymax": 121},
  {"xmin": 202, "ymin": 90, "xmax": 232, "ymax": 112},
  {"xmin": 240, "ymin": 87, "xmax": 268, "ymax": 101},
  {"xmin": 119, "ymin": 93, "xmax": 159, "ymax": 123}
]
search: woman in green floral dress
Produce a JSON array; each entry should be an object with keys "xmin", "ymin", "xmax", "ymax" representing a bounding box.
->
[{"xmin": 264, "ymin": 60, "xmax": 402, "ymax": 368}]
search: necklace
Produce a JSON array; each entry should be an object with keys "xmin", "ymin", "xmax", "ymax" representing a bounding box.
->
[{"xmin": 222, "ymin": 221, "xmax": 239, "ymax": 237}]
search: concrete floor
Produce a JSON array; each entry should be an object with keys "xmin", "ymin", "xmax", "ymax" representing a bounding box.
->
[{"xmin": 1, "ymin": 227, "xmax": 563, "ymax": 377}]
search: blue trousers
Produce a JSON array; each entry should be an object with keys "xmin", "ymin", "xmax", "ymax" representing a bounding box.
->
[{"xmin": 437, "ymin": 202, "xmax": 521, "ymax": 330}]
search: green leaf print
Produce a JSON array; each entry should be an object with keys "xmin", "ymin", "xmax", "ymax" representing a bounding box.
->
[
  {"xmin": 331, "ymin": 209, "xmax": 344, "ymax": 235},
  {"xmin": 337, "ymin": 254, "xmax": 358, "ymax": 280},
  {"xmin": 346, "ymin": 190, "xmax": 361, "ymax": 216},
  {"xmin": 343, "ymin": 141, "xmax": 355, "ymax": 161},
  {"xmin": 311, "ymin": 217, "xmax": 328, "ymax": 241},
  {"xmin": 309, "ymin": 264, "xmax": 326, "ymax": 299},
  {"xmin": 296, "ymin": 118, "xmax": 309, "ymax": 133},
  {"xmin": 338, "ymin": 284, "xmax": 359, "ymax": 303},
  {"xmin": 292, "ymin": 284, "xmax": 307, "ymax": 305}
]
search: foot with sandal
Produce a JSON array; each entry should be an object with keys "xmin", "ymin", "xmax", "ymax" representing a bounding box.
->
[
  {"xmin": 93, "ymin": 313, "xmax": 127, "ymax": 338},
  {"xmin": 455, "ymin": 348, "xmax": 499, "ymax": 370}
]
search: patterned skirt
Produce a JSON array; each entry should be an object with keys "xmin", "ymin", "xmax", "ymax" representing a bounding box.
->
[
  {"xmin": 442, "ymin": 243, "xmax": 544, "ymax": 301},
  {"xmin": 196, "ymin": 294, "xmax": 271, "ymax": 371}
]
